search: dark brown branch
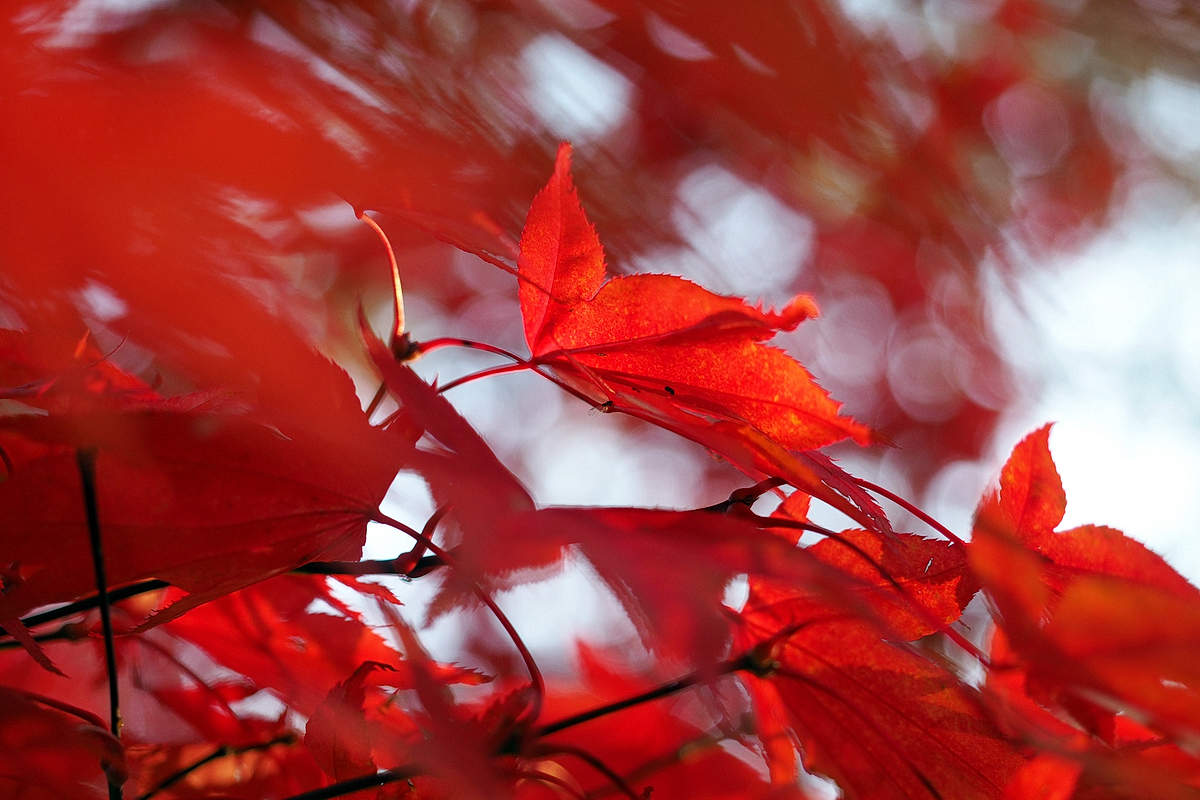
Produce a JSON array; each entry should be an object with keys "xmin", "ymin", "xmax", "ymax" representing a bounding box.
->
[
  {"xmin": 77, "ymin": 447, "xmax": 123, "ymax": 800},
  {"xmin": 0, "ymin": 580, "xmax": 170, "ymax": 637},
  {"xmin": 135, "ymin": 734, "xmax": 296, "ymax": 800},
  {"xmin": 1, "ymin": 554, "xmax": 445, "ymax": 643},
  {"xmin": 534, "ymin": 656, "xmax": 748, "ymax": 739},
  {"xmin": 279, "ymin": 766, "xmax": 418, "ymax": 800},
  {"xmin": 544, "ymin": 745, "xmax": 644, "ymax": 800},
  {"xmin": 295, "ymin": 553, "xmax": 444, "ymax": 579}
]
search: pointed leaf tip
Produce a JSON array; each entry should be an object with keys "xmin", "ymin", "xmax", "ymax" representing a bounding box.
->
[
  {"xmin": 999, "ymin": 423, "xmax": 1065, "ymax": 542},
  {"xmin": 778, "ymin": 294, "xmax": 821, "ymax": 328},
  {"xmin": 518, "ymin": 142, "xmax": 607, "ymax": 354}
]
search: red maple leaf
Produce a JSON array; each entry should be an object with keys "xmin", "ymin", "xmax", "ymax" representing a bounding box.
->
[
  {"xmin": 972, "ymin": 426, "xmax": 1200, "ymax": 796},
  {"xmin": 735, "ymin": 577, "xmax": 1023, "ymax": 799},
  {"xmin": 515, "ymin": 144, "xmax": 888, "ymax": 531},
  {"xmin": 0, "ymin": 325, "xmax": 406, "ymax": 647}
]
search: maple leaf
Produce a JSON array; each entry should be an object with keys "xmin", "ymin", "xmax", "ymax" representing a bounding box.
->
[
  {"xmin": 533, "ymin": 642, "xmax": 779, "ymax": 800},
  {"xmin": 368, "ymin": 328, "xmax": 860, "ymax": 671},
  {"xmin": 164, "ymin": 575, "xmax": 433, "ymax": 718},
  {"xmin": 972, "ymin": 426, "xmax": 1200, "ymax": 795},
  {"xmin": 735, "ymin": 579, "xmax": 1024, "ymax": 799},
  {"xmin": 0, "ymin": 686, "xmax": 126, "ymax": 799},
  {"xmin": 516, "ymin": 144, "xmax": 888, "ymax": 531},
  {"xmin": 0, "ymin": 325, "xmax": 407, "ymax": 639},
  {"xmin": 805, "ymin": 529, "xmax": 978, "ymax": 640}
]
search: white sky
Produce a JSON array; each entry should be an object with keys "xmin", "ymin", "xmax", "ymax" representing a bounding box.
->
[{"xmin": 992, "ymin": 191, "xmax": 1200, "ymax": 584}]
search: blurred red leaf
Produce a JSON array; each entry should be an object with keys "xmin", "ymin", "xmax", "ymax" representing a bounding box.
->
[
  {"xmin": 0, "ymin": 687, "xmax": 126, "ymax": 800},
  {"xmin": 973, "ymin": 428, "xmax": 1200, "ymax": 795},
  {"xmin": 736, "ymin": 579, "xmax": 1024, "ymax": 799},
  {"xmin": 0, "ymin": 323, "xmax": 405, "ymax": 635}
]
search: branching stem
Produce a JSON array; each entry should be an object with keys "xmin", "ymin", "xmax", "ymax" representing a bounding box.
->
[
  {"xmin": 413, "ymin": 337, "xmax": 528, "ymax": 363},
  {"xmin": 371, "ymin": 510, "xmax": 546, "ymax": 724},
  {"xmin": 534, "ymin": 656, "xmax": 746, "ymax": 738},
  {"xmin": 436, "ymin": 361, "xmax": 533, "ymax": 394}
]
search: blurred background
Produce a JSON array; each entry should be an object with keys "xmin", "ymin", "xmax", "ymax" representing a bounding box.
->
[{"xmin": 3, "ymin": 0, "xmax": 1199, "ymax": 591}]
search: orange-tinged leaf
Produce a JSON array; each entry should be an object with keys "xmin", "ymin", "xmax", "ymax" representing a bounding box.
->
[
  {"xmin": 975, "ymin": 428, "xmax": 1200, "ymax": 793},
  {"xmin": 518, "ymin": 143, "xmax": 608, "ymax": 354},
  {"xmin": 1043, "ymin": 578, "xmax": 1200, "ymax": 740},
  {"xmin": 125, "ymin": 738, "xmax": 327, "ymax": 800},
  {"xmin": 1002, "ymin": 753, "xmax": 1081, "ymax": 800},
  {"xmin": 999, "ymin": 424, "xmax": 1065, "ymax": 543},
  {"xmin": 1035, "ymin": 523, "xmax": 1199, "ymax": 600}
]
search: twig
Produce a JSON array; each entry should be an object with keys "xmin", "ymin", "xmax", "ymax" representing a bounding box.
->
[
  {"xmin": 358, "ymin": 211, "xmax": 408, "ymax": 353},
  {"xmin": 534, "ymin": 656, "xmax": 746, "ymax": 739},
  {"xmin": 136, "ymin": 734, "xmax": 296, "ymax": 800},
  {"xmin": 412, "ymin": 338, "xmax": 529, "ymax": 363},
  {"xmin": 278, "ymin": 766, "xmax": 418, "ymax": 800},
  {"xmin": 371, "ymin": 510, "xmax": 546, "ymax": 725},
  {"xmin": 77, "ymin": 447, "xmax": 123, "ymax": 800},
  {"xmin": 543, "ymin": 745, "xmax": 643, "ymax": 800},
  {"xmin": 436, "ymin": 362, "xmax": 533, "ymax": 394},
  {"xmin": 296, "ymin": 553, "xmax": 444, "ymax": 579},
  {"xmin": 0, "ymin": 580, "xmax": 169, "ymax": 637}
]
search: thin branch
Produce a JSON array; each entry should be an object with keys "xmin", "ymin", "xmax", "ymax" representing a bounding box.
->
[
  {"xmin": 135, "ymin": 734, "xmax": 296, "ymax": 800},
  {"xmin": 0, "ymin": 623, "xmax": 87, "ymax": 651},
  {"xmin": 515, "ymin": 769, "xmax": 587, "ymax": 800},
  {"xmin": 296, "ymin": 553, "xmax": 444, "ymax": 578},
  {"xmin": 1, "ymin": 548, "xmax": 449, "ymax": 644},
  {"xmin": 77, "ymin": 447, "xmax": 122, "ymax": 800},
  {"xmin": 371, "ymin": 510, "xmax": 545, "ymax": 725},
  {"xmin": 364, "ymin": 382, "xmax": 388, "ymax": 421},
  {"xmin": 534, "ymin": 657, "xmax": 745, "ymax": 739},
  {"xmin": 412, "ymin": 337, "xmax": 529, "ymax": 364},
  {"xmin": 0, "ymin": 580, "xmax": 169, "ymax": 637},
  {"xmin": 544, "ymin": 745, "xmax": 643, "ymax": 800},
  {"xmin": 279, "ymin": 766, "xmax": 418, "ymax": 800},
  {"xmin": 700, "ymin": 477, "xmax": 788, "ymax": 513}
]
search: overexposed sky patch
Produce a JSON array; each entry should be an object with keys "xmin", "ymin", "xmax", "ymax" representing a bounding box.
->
[{"xmin": 986, "ymin": 199, "xmax": 1200, "ymax": 583}]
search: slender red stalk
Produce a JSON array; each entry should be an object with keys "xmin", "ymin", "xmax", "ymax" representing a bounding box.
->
[
  {"xmin": 371, "ymin": 510, "xmax": 545, "ymax": 724},
  {"xmin": 436, "ymin": 362, "xmax": 534, "ymax": 394},
  {"xmin": 853, "ymin": 478, "xmax": 966, "ymax": 546},
  {"xmin": 359, "ymin": 211, "xmax": 406, "ymax": 346},
  {"xmin": 413, "ymin": 337, "xmax": 529, "ymax": 363}
]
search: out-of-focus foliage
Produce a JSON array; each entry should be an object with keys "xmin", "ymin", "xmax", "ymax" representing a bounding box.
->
[
  {"xmin": 3, "ymin": 1, "xmax": 1200, "ymax": 798},
  {"xmin": 4, "ymin": 0, "xmax": 1182, "ymax": 501}
]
